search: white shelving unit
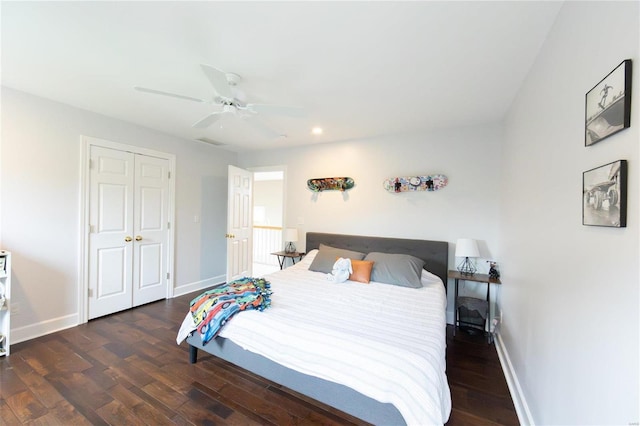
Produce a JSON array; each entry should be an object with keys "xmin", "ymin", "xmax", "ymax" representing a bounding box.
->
[{"xmin": 0, "ymin": 250, "xmax": 11, "ymax": 357}]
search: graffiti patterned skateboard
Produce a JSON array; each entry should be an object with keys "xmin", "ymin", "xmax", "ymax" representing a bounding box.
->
[
  {"xmin": 383, "ymin": 175, "xmax": 448, "ymax": 193},
  {"xmin": 307, "ymin": 177, "xmax": 355, "ymax": 192}
]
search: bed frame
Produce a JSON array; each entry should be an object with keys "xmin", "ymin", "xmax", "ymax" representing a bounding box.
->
[{"xmin": 186, "ymin": 232, "xmax": 448, "ymax": 425}]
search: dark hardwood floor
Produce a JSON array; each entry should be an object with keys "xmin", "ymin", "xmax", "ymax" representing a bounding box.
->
[
  {"xmin": 445, "ymin": 329, "xmax": 519, "ymax": 426},
  {"xmin": 0, "ymin": 292, "xmax": 518, "ymax": 425}
]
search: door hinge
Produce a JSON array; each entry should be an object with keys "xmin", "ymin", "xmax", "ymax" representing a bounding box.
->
[
  {"xmin": 88, "ymin": 288, "xmax": 93, "ymax": 298},
  {"xmin": 168, "ymin": 171, "xmax": 171, "ymax": 179},
  {"xmin": 89, "ymin": 159, "xmax": 93, "ymax": 169},
  {"xmin": 89, "ymin": 225, "xmax": 95, "ymax": 233},
  {"xmin": 167, "ymin": 222, "xmax": 171, "ymax": 229},
  {"xmin": 166, "ymin": 272, "xmax": 170, "ymax": 280}
]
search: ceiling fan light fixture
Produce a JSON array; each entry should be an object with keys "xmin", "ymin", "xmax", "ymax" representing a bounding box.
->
[
  {"xmin": 225, "ymin": 72, "xmax": 242, "ymax": 86},
  {"xmin": 311, "ymin": 127, "xmax": 323, "ymax": 135}
]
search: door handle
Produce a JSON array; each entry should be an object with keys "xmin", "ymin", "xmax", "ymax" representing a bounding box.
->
[
  {"xmin": 125, "ymin": 236, "xmax": 132, "ymax": 242},
  {"xmin": 225, "ymin": 233, "xmax": 235, "ymax": 238},
  {"xmin": 135, "ymin": 235, "xmax": 142, "ymax": 241}
]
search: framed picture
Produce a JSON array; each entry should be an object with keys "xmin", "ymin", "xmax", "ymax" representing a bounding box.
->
[
  {"xmin": 583, "ymin": 160, "xmax": 627, "ymax": 227},
  {"xmin": 585, "ymin": 59, "xmax": 632, "ymax": 146}
]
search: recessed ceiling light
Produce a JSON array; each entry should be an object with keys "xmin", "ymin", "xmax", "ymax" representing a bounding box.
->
[{"xmin": 311, "ymin": 127, "xmax": 323, "ymax": 135}]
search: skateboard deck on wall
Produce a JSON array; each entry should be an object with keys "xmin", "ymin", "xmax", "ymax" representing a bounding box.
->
[
  {"xmin": 307, "ymin": 177, "xmax": 355, "ymax": 192},
  {"xmin": 383, "ymin": 174, "xmax": 448, "ymax": 193}
]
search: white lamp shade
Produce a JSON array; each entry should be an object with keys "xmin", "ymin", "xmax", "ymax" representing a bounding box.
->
[
  {"xmin": 284, "ymin": 228, "xmax": 298, "ymax": 242},
  {"xmin": 455, "ymin": 238, "xmax": 480, "ymax": 258}
]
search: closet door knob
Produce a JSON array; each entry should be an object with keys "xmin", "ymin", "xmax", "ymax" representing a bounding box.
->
[
  {"xmin": 124, "ymin": 236, "xmax": 132, "ymax": 242},
  {"xmin": 135, "ymin": 235, "xmax": 142, "ymax": 241}
]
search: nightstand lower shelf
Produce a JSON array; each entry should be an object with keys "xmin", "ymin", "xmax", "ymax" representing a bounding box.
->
[
  {"xmin": 456, "ymin": 296, "xmax": 489, "ymax": 334},
  {"xmin": 449, "ymin": 270, "xmax": 501, "ymax": 344}
]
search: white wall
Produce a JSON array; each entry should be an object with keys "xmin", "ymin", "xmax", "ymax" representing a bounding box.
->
[
  {"xmin": 500, "ymin": 2, "xmax": 639, "ymax": 424},
  {"xmin": 0, "ymin": 88, "xmax": 236, "ymax": 340},
  {"xmin": 239, "ymin": 123, "xmax": 503, "ymax": 320}
]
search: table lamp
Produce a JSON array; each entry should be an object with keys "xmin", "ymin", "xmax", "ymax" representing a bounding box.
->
[
  {"xmin": 455, "ymin": 238, "xmax": 480, "ymax": 275},
  {"xmin": 284, "ymin": 228, "xmax": 299, "ymax": 253}
]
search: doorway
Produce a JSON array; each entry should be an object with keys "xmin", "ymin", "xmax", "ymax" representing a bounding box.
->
[{"xmin": 252, "ymin": 168, "xmax": 285, "ymax": 276}]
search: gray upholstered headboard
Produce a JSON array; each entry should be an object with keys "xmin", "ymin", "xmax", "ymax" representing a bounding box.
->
[{"xmin": 306, "ymin": 232, "xmax": 449, "ymax": 285}]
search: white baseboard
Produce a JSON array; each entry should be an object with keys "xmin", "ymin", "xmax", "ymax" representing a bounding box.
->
[
  {"xmin": 494, "ymin": 331, "xmax": 534, "ymax": 426},
  {"xmin": 11, "ymin": 313, "xmax": 78, "ymax": 345},
  {"xmin": 173, "ymin": 275, "xmax": 225, "ymax": 298}
]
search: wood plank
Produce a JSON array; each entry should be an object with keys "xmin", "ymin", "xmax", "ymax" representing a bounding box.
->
[
  {"xmin": 0, "ymin": 360, "xmax": 29, "ymax": 399},
  {"xmin": 107, "ymin": 383, "xmax": 176, "ymax": 425},
  {"xmin": 128, "ymin": 382, "xmax": 186, "ymax": 418},
  {"xmin": 44, "ymin": 373, "xmax": 111, "ymax": 426},
  {"xmin": 26, "ymin": 401, "xmax": 92, "ymax": 426},
  {"xmin": 95, "ymin": 399, "xmax": 146, "ymax": 426},
  {"xmin": 4, "ymin": 390, "xmax": 48, "ymax": 422},
  {"xmin": 12, "ymin": 369, "xmax": 65, "ymax": 409},
  {"xmin": 194, "ymin": 380, "xmax": 296, "ymax": 425},
  {"xmin": 59, "ymin": 326, "xmax": 111, "ymax": 353},
  {"xmin": 45, "ymin": 401, "xmax": 92, "ymax": 425},
  {"xmin": 266, "ymin": 384, "xmax": 368, "ymax": 426},
  {"xmin": 0, "ymin": 398, "xmax": 23, "ymax": 425},
  {"xmin": 185, "ymin": 387, "xmax": 234, "ymax": 419},
  {"xmin": 140, "ymin": 380, "xmax": 190, "ymax": 411},
  {"xmin": 172, "ymin": 400, "xmax": 227, "ymax": 425},
  {"xmin": 449, "ymin": 384, "xmax": 519, "ymax": 425},
  {"xmin": 128, "ymin": 355, "xmax": 194, "ymax": 393}
]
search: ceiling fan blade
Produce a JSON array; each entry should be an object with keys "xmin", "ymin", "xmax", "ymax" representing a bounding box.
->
[
  {"xmin": 192, "ymin": 112, "xmax": 223, "ymax": 128},
  {"xmin": 134, "ymin": 86, "xmax": 206, "ymax": 103},
  {"xmin": 200, "ymin": 64, "xmax": 233, "ymax": 99},
  {"xmin": 244, "ymin": 116, "xmax": 281, "ymax": 138},
  {"xmin": 246, "ymin": 104, "xmax": 306, "ymax": 117}
]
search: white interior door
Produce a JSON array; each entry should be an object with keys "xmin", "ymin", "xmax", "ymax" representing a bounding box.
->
[
  {"xmin": 227, "ymin": 165, "xmax": 253, "ymax": 282},
  {"xmin": 89, "ymin": 146, "xmax": 135, "ymax": 319},
  {"xmin": 133, "ymin": 154, "xmax": 169, "ymax": 307},
  {"xmin": 88, "ymin": 146, "xmax": 170, "ymax": 319}
]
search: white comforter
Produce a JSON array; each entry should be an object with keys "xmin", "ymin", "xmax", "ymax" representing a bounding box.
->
[{"xmin": 212, "ymin": 250, "xmax": 451, "ymax": 425}]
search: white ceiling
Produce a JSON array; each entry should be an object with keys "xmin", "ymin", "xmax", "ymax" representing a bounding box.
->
[{"xmin": 1, "ymin": 1, "xmax": 562, "ymax": 152}]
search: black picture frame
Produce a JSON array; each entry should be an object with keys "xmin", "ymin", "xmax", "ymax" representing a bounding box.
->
[
  {"xmin": 583, "ymin": 160, "xmax": 627, "ymax": 227},
  {"xmin": 585, "ymin": 59, "xmax": 632, "ymax": 146}
]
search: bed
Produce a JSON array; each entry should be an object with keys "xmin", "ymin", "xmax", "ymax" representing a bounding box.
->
[{"xmin": 183, "ymin": 232, "xmax": 451, "ymax": 425}]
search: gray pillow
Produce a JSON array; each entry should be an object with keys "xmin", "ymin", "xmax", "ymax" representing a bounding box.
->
[
  {"xmin": 308, "ymin": 244, "xmax": 365, "ymax": 273},
  {"xmin": 364, "ymin": 252, "xmax": 425, "ymax": 288}
]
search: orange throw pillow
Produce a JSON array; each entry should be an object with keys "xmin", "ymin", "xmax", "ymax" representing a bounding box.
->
[{"xmin": 349, "ymin": 259, "xmax": 374, "ymax": 283}]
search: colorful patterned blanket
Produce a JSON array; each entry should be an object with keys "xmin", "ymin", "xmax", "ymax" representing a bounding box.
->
[{"xmin": 189, "ymin": 277, "xmax": 272, "ymax": 345}]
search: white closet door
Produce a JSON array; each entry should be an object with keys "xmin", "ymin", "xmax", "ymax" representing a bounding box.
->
[
  {"xmin": 132, "ymin": 154, "xmax": 169, "ymax": 307},
  {"xmin": 89, "ymin": 147, "xmax": 135, "ymax": 319}
]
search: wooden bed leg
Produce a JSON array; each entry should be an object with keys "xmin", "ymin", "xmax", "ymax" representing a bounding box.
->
[{"xmin": 189, "ymin": 345, "xmax": 198, "ymax": 364}]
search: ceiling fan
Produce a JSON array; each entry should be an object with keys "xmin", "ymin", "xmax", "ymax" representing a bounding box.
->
[{"xmin": 134, "ymin": 64, "xmax": 305, "ymax": 136}]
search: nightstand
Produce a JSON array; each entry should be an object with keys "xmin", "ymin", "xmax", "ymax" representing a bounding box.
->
[
  {"xmin": 448, "ymin": 270, "xmax": 502, "ymax": 343},
  {"xmin": 271, "ymin": 251, "xmax": 305, "ymax": 269}
]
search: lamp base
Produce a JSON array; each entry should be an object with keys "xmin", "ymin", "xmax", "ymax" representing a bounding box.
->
[
  {"xmin": 285, "ymin": 242, "xmax": 296, "ymax": 253},
  {"xmin": 457, "ymin": 257, "xmax": 477, "ymax": 275}
]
